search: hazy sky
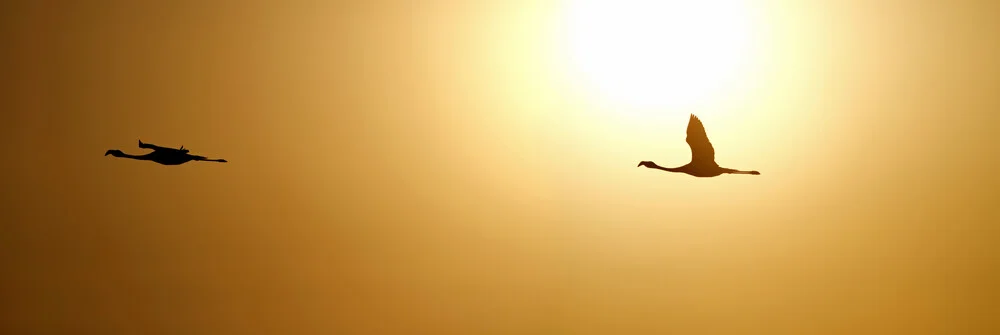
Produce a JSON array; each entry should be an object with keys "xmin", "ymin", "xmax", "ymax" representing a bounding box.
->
[{"xmin": 2, "ymin": 0, "xmax": 999, "ymax": 334}]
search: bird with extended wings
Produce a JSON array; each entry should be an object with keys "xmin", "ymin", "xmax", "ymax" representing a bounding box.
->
[{"xmin": 638, "ymin": 114, "xmax": 759, "ymax": 177}]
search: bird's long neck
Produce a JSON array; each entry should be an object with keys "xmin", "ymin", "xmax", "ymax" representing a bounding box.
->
[
  {"xmin": 647, "ymin": 162, "xmax": 684, "ymax": 173},
  {"xmin": 114, "ymin": 152, "xmax": 151, "ymax": 160}
]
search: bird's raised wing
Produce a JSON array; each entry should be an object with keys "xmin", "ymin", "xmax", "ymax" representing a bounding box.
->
[
  {"xmin": 685, "ymin": 114, "xmax": 717, "ymax": 166},
  {"xmin": 139, "ymin": 140, "xmax": 178, "ymax": 152}
]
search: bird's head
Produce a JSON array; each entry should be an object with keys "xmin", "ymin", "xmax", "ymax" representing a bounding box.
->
[
  {"xmin": 105, "ymin": 149, "xmax": 123, "ymax": 157},
  {"xmin": 637, "ymin": 161, "xmax": 656, "ymax": 168}
]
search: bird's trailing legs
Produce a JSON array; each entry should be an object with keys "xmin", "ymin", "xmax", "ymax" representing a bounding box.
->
[
  {"xmin": 191, "ymin": 155, "xmax": 227, "ymax": 163},
  {"xmin": 722, "ymin": 168, "xmax": 760, "ymax": 175}
]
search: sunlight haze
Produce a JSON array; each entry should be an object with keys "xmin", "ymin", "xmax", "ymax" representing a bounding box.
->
[
  {"xmin": 2, "ymin": 0, "xmax": 998, "ymax": 334},
  {"xmin": 560, "ymin": 0, "xmax": 758, "ymax": 115}
]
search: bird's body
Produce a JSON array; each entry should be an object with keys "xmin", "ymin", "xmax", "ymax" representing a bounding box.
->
[
  {"xmin": 638, "ymin": 114, "xmax": 758, "ymax": 177},
  {"xmin": 105, "ymin": 140, "xmax": 227, "ymax": 165}
]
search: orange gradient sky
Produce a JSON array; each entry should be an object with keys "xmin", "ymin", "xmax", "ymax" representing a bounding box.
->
[{"xmin": 2, "ymin": 0, "xmax": 999, "ymax": 334}]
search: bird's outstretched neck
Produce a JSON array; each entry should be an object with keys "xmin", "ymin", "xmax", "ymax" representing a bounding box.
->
[
  {"xmin": 637, "ymin": 161, "xmax": 683, "ymax": 173},
  {"xmin": 105, "ymin": 149, "xmax": 149, "ymax": 160}
]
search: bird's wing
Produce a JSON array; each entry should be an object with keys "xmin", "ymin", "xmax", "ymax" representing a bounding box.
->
[
  {"xmin": 685, "ymin": 114, "xmax": 717, "ymax": 166},
  {"xmin": 146, "ymin": 143, "xmax": 188, "ymax": 153},
  {"xmin": 139, "ymin": 141, "xmax": 172, "ymax": 151}
]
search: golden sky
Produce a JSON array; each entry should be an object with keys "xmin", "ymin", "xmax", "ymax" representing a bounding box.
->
[{"xmin": 2, "ymin": 0, "xmax": 998, "ymax": 333}]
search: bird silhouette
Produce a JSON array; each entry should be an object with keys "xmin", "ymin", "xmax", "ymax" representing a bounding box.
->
[
  {"xmin": 105, "ymin": 140, "xmax": 227, "ymax": 165},
  {"xmin": 638, "ymin": 114, "xmax": 759, "ymax": 177}
]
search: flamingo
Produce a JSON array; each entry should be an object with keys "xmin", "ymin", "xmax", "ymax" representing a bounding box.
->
[
  {"xmin": 105, "ymin": 140, "xmax": 227, "ymax": 165},
  {"xmin": 638, "ymin": 114, "xmax": 759, "ymax": 177}
]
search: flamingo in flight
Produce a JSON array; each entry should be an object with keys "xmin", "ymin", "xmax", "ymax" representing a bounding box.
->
[
  {"xmin": 105, "ymin": 140, "xmax": 227, "ymax": 165},
  {"xmin": 638, "ymin": 114, "xmax": 759, "ymax": 177}
]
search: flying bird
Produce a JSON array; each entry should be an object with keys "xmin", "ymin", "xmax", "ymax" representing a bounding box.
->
[
  {"xmin": 105, "ymin": 140, "xmax": 228, "ymax": 165},
  {"xmin": 638, "ymin": 114, "xmax": 759, "ymax": 177}
]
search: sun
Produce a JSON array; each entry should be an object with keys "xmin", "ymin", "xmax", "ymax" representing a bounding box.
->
[{"xmin": 561, "ymin": 0, "xmax": 756, "ymax": 113}]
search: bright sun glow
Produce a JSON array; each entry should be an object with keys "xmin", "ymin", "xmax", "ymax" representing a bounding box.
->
[{"xmin": 563, "ymin": 0, "xmax": 756, "ymax": 112}]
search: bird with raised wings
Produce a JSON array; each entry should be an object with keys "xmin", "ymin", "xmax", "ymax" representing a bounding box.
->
[{"xmin": 637, "ymin": 114, "xmax": 759, "ymax": 177}]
